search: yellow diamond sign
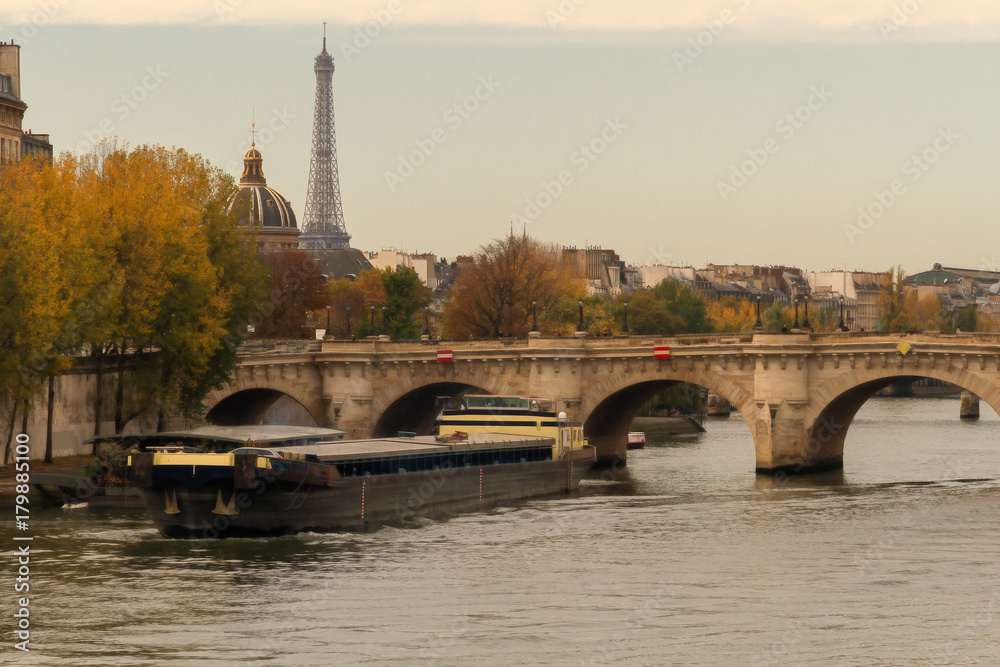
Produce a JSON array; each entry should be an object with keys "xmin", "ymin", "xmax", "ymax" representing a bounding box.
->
[{"xmin": 897, "ymin": 340, "xmax": 912, "ymax": 355}]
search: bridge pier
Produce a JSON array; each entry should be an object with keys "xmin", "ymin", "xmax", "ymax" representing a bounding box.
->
[
  {"xmin": 748, "ymin": 335, "xmax": 845, "ymax": 475},
  {"xmin": 743, "ymin": 410, "xmax": 845, "ymax": 474}
]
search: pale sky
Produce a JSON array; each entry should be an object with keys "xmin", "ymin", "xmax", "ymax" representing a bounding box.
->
[{"xmin": 3, "ymin": 2, "xmax": 1000, "ymax": 273}]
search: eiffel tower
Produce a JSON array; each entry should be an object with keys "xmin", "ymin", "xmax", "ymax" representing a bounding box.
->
[{"xmin": 300, "ymin": 25, "xmax": 351, "ymax": 249}]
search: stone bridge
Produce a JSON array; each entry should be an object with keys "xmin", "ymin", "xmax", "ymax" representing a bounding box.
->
[{"xmin": 208, "ymin": 332, "xmax": 1000, "ymax": 473}]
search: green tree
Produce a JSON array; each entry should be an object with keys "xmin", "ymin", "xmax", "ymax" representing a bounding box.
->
[
  {"xmin": 812, "ymin": 307, "xmax": 839, "ymax": 333},
  {"xmin": 625, "ymin": 291, "xmax": 685, "ymax": 335},
  {"xmin": 380, "ymin": 267, "xmax": 432, "ymax": 339},
  {"xmin": 640, "ymin": 383, "xmax": 704, "ymax": 420},
  {"xmin": 762, "ymin": 302, "xmax": 793, "ymax": 332},
  {"xmin": 955, "ymin": 305, "xmax": 977, "ymax": 333},
  {"xmin": 327, "ymin": 267, "xmax": 430, "ymax": 339},
  {"xmin": 651, "ymin": 279, "xmax": 714, "ymax": 333}
]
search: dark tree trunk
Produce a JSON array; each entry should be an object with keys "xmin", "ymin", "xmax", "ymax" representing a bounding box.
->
[
  {"xmin": 20, "ymin": 399, "xmax": 29, "ymax": 450},
  {"xmin": 114, "ymin": 349, "xmax": 125, "ymax": 434},
  {"xmin": 93, "ymin": 351, "xmax": 104, "ymax": 435},
  {"xmin": 45, "ymin": 375, "xmax": 55, "ymax": 463},
  {"xmin": 2, "ymin": 399, "xmax": 18, "ymax": 467},
  {"xmin": 92, "ymin": 350, "xmax": 104, "ymax": 455}
]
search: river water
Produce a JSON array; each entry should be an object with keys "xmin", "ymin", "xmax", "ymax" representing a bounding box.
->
[{"xmin": 5, "ymin": 397, "xmax": 1000, "ymax": 666}]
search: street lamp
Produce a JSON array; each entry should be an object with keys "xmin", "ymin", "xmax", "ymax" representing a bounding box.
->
[
  {"xmin": 754, "ymin": 295, "xmax": 762, "ymax": 329},
  {"xmin": 381, "ymin": 305, "xmax": 388, "ymax": 336},
  {"xmin": 802, "ymin": 294, "xmax": 811, "ymax": 329},
  {"xmin": 622, "ymin": 300, "xmax": 629, "ymax": 334},
  {"xmin": 423, "ymin": 308, "xmax": 430, "ymax": 337},
  {"xmin": 577, "ymin": 298, "xmax": 585, "ymax": 333},
  {"xmin": 531, "ymin": 299, "xmax": 538, "ymax": 333},
  {"xmin": 369, "ymin": 304, "xmax": 375, "ymax": 333},
  {"xmin": 325, "ymin": 305, "xmax": 331, "ymax": 336},
  {"xmin": 838, "ymin": 295, "xmax": 845, "ymax": 331},
  {"xmin": 793, "ymin": 295, "xmax": 800, "ymax": 329},
  {"xmin": 346, "ymin": 303, "xmax": 352, "ymax": 339}
]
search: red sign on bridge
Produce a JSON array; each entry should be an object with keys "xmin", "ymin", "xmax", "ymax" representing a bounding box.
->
[
  {"xmin": 437, "ymin": 350, "xmax": 454, "ymax": 363},
  {"xmin": 653, "ymin": 346, "xmax": 671, "ymax": 359}
]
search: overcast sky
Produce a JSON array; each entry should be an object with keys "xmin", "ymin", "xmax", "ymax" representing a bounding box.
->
[{"xmin": 3, "ymin": 1, "xmax": 999, "ymax": 273}]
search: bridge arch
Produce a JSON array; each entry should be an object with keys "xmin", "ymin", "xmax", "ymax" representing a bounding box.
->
[
  {"xmin": 580, "ymin": 366, "xmax": 756, "ymax": 462},
  {"xmin": 370, "ymin": 371, "xmax": 521, "ymax": 438},
  {"xmin": 802, "ymin": 366, "xmax": 1000, "ymax": 470},
  {"xmin": 206, "ymin": 381, "xmax": 326, "ymax": 427}
]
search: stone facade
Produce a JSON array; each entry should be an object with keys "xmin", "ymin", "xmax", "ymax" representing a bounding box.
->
[
  {"xmin": 0, "ymin": 41, "xmax": 26, "ymax": 165},
  {"xmin": 24, "ymin": 333, "xmax": 1000, "ymax": 475},
  {"xmin": 0, "ymin": 42, "xmax": 51, "ymax": 165},
  {"xmin": 211, "ymin": 333, "xmax": 1000, "ymax": 473}
]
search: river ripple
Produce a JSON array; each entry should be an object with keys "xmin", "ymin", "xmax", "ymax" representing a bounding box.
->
[{"xmin": 4, "ymin": 397, "xmax": 999, "ymax": 665}]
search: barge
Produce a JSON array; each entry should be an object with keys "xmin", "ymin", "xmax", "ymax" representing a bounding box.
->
[{"xmin": 127, "ymin": 397, "xmax": 595, "ymax": 538}]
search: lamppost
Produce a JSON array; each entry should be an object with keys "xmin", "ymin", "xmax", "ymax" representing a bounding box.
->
[
  {"xmin": 423, "ymin": 308, "xmax": 430, "ymax": 337},
  {"xmin": 325, "ymin": 305, "xmax": 331, "ymax": 337},
  {"xmin": 838, "ymin": 294, "xmax": 845, "ymax": 331},
  {"xmin": 531, "ymin": 299, "xmax": 538, "ymax": 333},
  {"xmin": 793, "ymin": 294, "xmax": 800, "ymax": 329},
  {"xmin": 622, "ymin": 300, "xmax": 629, "ymax": 334},
  {"xmin": 346, "ymin": 303, "xmax": 352, "ymax": 339},
  {"xmin": 369, "ymin": 304, "xmax": 375, "ymax": 334},
  {"xmin": 802, "ymin": 294, "xmax": 811, "ymax": 330},
  {"xmin": 754, "ymin": 295, "xmax": 762, "ymax": 329},
  {"xmin": 577, "ymin": 298, "xmax": 585, "ymax": 333},
  {"xmin": 381, "ymin": 305, "xmax": 388, "ymax": 336}
]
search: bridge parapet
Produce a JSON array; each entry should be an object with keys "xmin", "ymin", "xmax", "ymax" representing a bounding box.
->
[
  {"xmin": 219, "ymin": 332, "xmax": 1000, "ymax": 475},
  {"xmin": 236, "ymin": 332, "xmax": 1000, "ymax": 362}
]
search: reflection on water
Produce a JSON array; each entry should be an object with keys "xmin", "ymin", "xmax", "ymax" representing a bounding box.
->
[{"xmin": 5, "ymin": 397, "xmax": 1000, "ymax": 665}]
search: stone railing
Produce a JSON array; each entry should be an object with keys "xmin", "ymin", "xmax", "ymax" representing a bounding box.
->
[{"xmin": 237, "ymin": 339, "xmax": 322, "ymax": 357}]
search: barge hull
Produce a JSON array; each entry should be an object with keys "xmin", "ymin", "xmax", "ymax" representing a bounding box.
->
[{"xmin": 140, "ymin": 450, "xmax": 595, "ymax": 538}]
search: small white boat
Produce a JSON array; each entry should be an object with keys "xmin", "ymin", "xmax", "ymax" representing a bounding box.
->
[{"xmin": 626, "ymin": 431, "xmax": 646, "ymax": 450}]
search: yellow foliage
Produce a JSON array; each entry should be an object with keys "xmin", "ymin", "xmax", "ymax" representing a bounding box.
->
[
  {"xmin": 707, "ymin": 297, "xmax": 756, "ymax": 333},
  {"xmin": 443, "ymin": 234, "xmax": 586, "ymax": 339}
]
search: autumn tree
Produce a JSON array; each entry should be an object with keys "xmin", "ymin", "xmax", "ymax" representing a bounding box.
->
[
  {"xmin": 0, "ymin": 156, "xmax": 79, "ymax": 462},
  {"xmin": 72, "ymin": 143, "xmax": 268, "ymax": 432},
  {"xmin": 328, "ymin": 267, "xmax": 431, "ymax": 339},
  {"xmin": 328, "ymin": 269, "xmax": 386, "ymax": 338},
  {"xmin": 762, "ymin": 302, "xmax": 793, "ymax": 332},
  {"xmin": 811, "ymin": 307, "xmax": 839, "ymax": 333},
  {"xmin": 913, "ymin": 294, "xmax": 946, "ymax": 332},
  {"xmin": 255, "ymin": 249, "xmax": 328, "ymax": 339},
  {"xmin": 443, "ymin": 233, "xmax": 585, "ymax": 339},
  {"xmin": 707, "ymin": 297, "xmax": 756, "ymax": 333},
  {"xmin": 877, "ymin": 267, "xmax": 917, "ymax": 332}
]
